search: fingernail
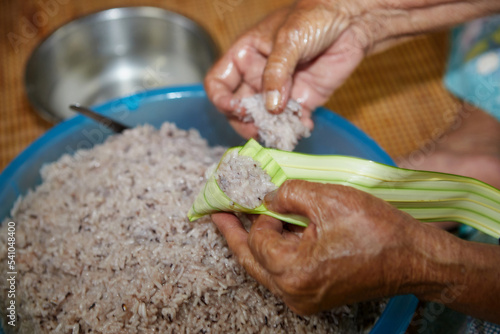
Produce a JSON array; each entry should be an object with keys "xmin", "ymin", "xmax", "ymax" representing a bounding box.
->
[
  {"xmin": 264, "ymin": 189, "xmax": 277, "ymax": 206},
  {"xmin": 265, "ymin": 90, "xmax": 280, "ymax": 112}
]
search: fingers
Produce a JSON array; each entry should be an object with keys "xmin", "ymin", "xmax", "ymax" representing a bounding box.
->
[
  {"xmin": 248, "ymin": 215, "xmax": 298, "ymax": 275},
  {"xmin": 204, "ymin": 57, "xmax": 243, "ymax": 114},
  {"xmin": 262, "ymin": 27, "xmax": 298, "ymax": 113},
  {"xmin": 264, "ymin": 180, "xmax": 358, "ymax": 230},
  {"xmin": 264, "ymin": 180, "xmax": 323, "ymax": 218},
  {"xmin": 262, "ymin": 6, "xmax": 326, "ymax": 113},
  {"xmin": 211, "ymin": 213, "xmax": 276, "ymax": 291},
  {"xmin": 212, "ymin": 213, "xmax": 250, "ymax": 257},
  {"xmin": 282, "ymin": 229, "xmax": 301, "ymax": 242},
  {"xmin": 228, "ymin": 118, "xmax": 259, "ymax": 139},
  {"xmin": 300, "ymin": 109, "xmax": 314, "ymax": 131},
  {"xmin": 205, "ymin": 42, "xmax": 268, "ymax": 115},
  {"xmin": 205, "ymin": 9, "xmax": 289, "ymax": 116},
  {"xmin": 262, "ymin": 1, "xmax": 356, "ymax": 113}
]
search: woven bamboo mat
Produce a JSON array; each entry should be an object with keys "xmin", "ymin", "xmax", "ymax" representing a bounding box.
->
[{"xmin": 0, "ymin": 0, "xmax": 459, "ymax": 171}]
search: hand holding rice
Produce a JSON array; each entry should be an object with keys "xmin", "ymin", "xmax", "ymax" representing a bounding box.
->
[{"xmin": 238, "ymin": 93, "xmax": 310, "ymax": 151}]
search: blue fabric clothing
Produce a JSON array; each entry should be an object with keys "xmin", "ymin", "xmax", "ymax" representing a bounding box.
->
[
  {"xmin": 445, "ymin": 15, "xmax": 500, "ymax": 121},
  {"xmin": 468, "ymin": 317, "xmax": 500, "ymax": 334}
]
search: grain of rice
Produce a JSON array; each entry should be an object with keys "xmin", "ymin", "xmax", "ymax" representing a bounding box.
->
[
  {"xmin": 239, "ymin": 93, "xmax": 311, "ymax": 151},
  {"xmin": 215, "ymin": 149, "xmax": 277, "ymax": 209},
  {"xmin": 0, "ymin": 122, "xmax": 384, "ymax": 333}
]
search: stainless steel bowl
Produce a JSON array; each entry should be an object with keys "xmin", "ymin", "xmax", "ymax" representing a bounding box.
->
[{"xmin": 25, "ymin": 7, "xmax": 218, "ymax": 122}]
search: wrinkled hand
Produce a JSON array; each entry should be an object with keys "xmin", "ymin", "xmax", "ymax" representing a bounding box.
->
[
  {"xmin": 212, "ymin": 180, "xmax": 425, "ymax": 315},
  {"xmin": 205, "ymin": 0, "xmax": 377, "ymax": 139}
]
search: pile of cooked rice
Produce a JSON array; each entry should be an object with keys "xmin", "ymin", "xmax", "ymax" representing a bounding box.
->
[{"xmin": 0, "ymin": 123, "xmax": 384, "ymax": 333}]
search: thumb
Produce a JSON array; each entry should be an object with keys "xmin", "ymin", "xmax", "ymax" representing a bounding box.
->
[
  {"xmin": 262, "ymin": 2, "xmax": 354, "ymax": 113},
  {"xmin": 262, "ymin": 25, "xmax": 299, "ymax": 114},
  {"xmin": 264, "ymin": 180, "xmax": 360, "ymax": 229},
  {"xmin": 264, "ymin": 180, "xmax": 324, "ymax": 220}
]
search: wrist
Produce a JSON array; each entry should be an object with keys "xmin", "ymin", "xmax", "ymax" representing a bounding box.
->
[
  {"xmin": 403, "ymin": 225, "xmax": 500, "ymax": 322},
  {"xmin": 387, "ymin": 222, "xmax": 466, "ymax": 300}
]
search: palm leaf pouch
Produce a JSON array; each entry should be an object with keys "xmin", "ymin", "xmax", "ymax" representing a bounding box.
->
[{"xmin": 188, "ymin": 139, "xmax": 500, "ymax": 238}]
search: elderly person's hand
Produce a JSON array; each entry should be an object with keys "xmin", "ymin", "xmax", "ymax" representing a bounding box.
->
[
  {"xmin": 212, "ymin": 180, "xmax": 500, "ymax": 323},
  {"xmin": 204, "ymin": 1, "xmax": 368, "ymax": 139},
  {"xmin": 205, "ymin": 0, "xmax": 500, "ymax": 139},
  {"xmin": 214, "ymin": 180, "xmax": 420, "ymax": 314}
]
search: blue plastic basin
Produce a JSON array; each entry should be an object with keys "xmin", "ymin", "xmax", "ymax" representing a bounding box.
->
[{"xmin": 0, "ymin": 84, "xmax": 417, "ymax": 333}]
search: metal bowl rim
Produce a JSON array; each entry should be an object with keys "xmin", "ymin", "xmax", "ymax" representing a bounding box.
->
[{"xmin": 24, "ymin": 6, "xmax": 219, "ymax": 123}]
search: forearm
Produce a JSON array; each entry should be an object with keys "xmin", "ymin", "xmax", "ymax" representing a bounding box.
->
[
  {"xmin": 321, "ymin": 0, "xmax": 500, "ymax": 53},
  {"xmin": 406, "ymin": 224, "xmax": 500, "ymax": 324},
  {"xmin": 379, "ymin": 0, "xmax": 500, "ymax": 40}
]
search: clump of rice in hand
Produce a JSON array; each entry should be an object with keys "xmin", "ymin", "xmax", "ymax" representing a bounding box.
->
[
  {"xmin": 215, "ymin": 150, "xmax": 277, "ymax": 209},
  {"xmin": 239, "ymin": 93, "xmax": 310, "ymax": 151},
  {"xmin": 0, "ymin": 123, "xmax": 384, "ymax": 333}
]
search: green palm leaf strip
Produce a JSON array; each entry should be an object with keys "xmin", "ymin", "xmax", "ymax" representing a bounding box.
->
[{"xmin": 188, "ymin": 139, "xmax": 500, "ymax": 238}]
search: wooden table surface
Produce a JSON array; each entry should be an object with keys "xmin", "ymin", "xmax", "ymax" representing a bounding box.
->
[{"xmin": 0, "ymin": 0, "xmax": 459, "ymax": 171}]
